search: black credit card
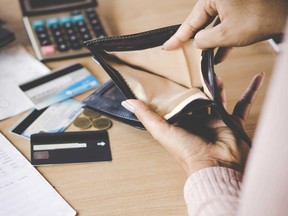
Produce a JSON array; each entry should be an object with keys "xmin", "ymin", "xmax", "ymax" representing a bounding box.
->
[{"xmin": 31, "ymin": 131, "xmax": 112, "ymax": 165}]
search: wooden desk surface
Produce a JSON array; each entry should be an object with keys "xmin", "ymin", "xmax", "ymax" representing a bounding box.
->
[{"xmin": 0, "ymin": 0, "xmax": 276, "ymax": 215}]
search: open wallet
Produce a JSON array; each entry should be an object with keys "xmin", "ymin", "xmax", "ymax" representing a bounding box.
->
[{"xmin": 83, "ymin": 24, "xmax": 252, "ymax": 146}]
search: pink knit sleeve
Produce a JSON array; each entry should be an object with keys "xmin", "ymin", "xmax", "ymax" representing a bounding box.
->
[
  {"xmin": 184, "ymin": 167, "xmax": 242, "ymax": 216},
  {"xmin": 236, "ymin": 20, "xmax": 288, "ymax": 216},
  {"xmin": 185, "ymin": 19, "xmax": 288, "ymax": 216}
]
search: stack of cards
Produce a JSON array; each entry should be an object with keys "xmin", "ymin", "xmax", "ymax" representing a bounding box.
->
[{"xmin": 10, "ymin": 63, "xmax": 101, "ymax": 139}]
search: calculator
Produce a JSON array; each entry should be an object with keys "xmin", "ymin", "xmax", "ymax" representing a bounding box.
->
[{"xmin": 20, "ymin": 0, "xmax": 108, "ymax": 61}]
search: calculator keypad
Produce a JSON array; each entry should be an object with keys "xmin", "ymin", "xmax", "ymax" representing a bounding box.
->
[{"xmin": 29, "ymin": 8, "xmax": 107, "ymax": 60}]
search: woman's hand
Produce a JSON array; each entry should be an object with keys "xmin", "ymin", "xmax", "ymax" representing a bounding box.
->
[
  {"xmin": 121, "ymin": 73, "xmax": 264, "ymax": 176},
  {"xmin": 163, "ymin": 0, "xmax": 288, "ymax": 63}
]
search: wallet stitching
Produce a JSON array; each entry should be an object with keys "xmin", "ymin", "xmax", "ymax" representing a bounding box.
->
[{"xmin": 84, "ymin": 25, "xmax": 179, "ymax": 46}]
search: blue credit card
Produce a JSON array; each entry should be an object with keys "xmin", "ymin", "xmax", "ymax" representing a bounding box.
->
[{"xmin": 20, "ymin": 63, "xmax": 99, "ymax": 110}]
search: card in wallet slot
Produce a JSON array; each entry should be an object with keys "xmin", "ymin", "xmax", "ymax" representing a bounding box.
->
[{"xmin": 31, "ymin": 131, "xmax": 112, "ymax": 165}]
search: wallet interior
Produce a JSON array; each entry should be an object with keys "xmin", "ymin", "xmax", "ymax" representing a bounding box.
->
[{"xmin": 103, "ymin": 40, "xmax": 213, "ymax": 119}]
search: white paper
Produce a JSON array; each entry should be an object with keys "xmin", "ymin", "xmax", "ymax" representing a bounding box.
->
[
  {"xmin": 0, "ymin": 81, "xmax": 34, "ymax": 120},
  {"xmin": 0, "ymin": 133, "xmax": 76, "ymax": 216},
  {"xmin": 0, "ymin": 44, "xmax": 49, "ymax": 85}
]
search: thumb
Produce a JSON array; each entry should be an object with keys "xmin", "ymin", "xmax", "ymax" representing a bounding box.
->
[
  {"xmin": 121, "ymin": 100, "xmax": 171, "ymax": 140},
  {"xmin": 194, "ymin": 24, "xmax": 229, "ymax": 49}
]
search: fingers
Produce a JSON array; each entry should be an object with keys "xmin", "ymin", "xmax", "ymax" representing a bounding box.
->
[
  {"xmin": 193, "ymin": 24, "xmax": 230, "ymax": 49},
  {"xmin": 121, "ymin": 99, "xmax": 203, "ymax": 146},
  {"xmin": 162, "ymin": 0, "xmax": 217, "ymax": 50},
  {"xmin": 233, "ymin": 73, "xmax": 265, "ymax": 121}
]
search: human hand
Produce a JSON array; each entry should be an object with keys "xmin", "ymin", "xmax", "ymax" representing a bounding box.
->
[
  {"xmin": 163, "ymin": 0, "xmax": 288, "ymax": 63},
  {"xmin": 121, "ymin": 73, "xmax": 264, "ymax": 176}
]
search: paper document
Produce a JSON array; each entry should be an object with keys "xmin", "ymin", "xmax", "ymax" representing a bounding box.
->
[
  {"xmin": 0, "ymin": 133, "xmax": 76, "ymax": 216},
  {"xmin": 0, "ymin": 44, "xmax": 49, "ymax": 85},
  {"xmin": 0, "ymin": 81, "xmax": 34, "ymax": 121}
]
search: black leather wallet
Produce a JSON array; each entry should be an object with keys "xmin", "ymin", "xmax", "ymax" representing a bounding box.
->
[{"xmin": 83, "ymin": 25, "xmax": 251, "ymax": 146}]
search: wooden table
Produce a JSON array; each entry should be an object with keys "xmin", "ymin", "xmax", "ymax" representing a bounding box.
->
[{"xmin": 0, "ymin": 0, "xmax": 276, "ymax": 215}]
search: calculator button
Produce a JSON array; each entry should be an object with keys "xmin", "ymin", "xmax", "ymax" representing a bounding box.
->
[
  {"xmin": 35, "ymin": 26, "xmax": 46, "ymax": 33},
  {"xmin": 71, "ymin": 42, "xmax": 82, "ymax": 50},
  {"xmin": 71, "ymin": 10, "xmax": 81, "ymax": 16},
  {"xmin": 50, "ymin": 25, "xmax": 60, "ymax": 32},
  {"xmin": 79, "ymin": 27, "xmax": 88, "ymax": 34},
  {"xmin": 90, "ymin": 19, "xmax": 99, "ymax": 26},
  {"xmin": 66, "ymin": 28, "xmax": 75, "ymax": 35},
  {"xmin": 76, "ymin": 21, "xmax": 85, "ymax": 27},
  {"xmin": 87, "ymin": 12, "xmax": 97, "ymax": 20},
  {"xmin": 64, "ymin": 22, "xmax": 73, "ymax": 29},
  {"xmin": 53, "ymin": 30, "xmax": 62, "ymax": 37},
  {"xmin": 41, "ymin": 45, "xmax": 55, "ymax": 56},
  {"xmin": 92, "ymin": 25, "xmax": 102, "ymax": 32},
  {"xmin": 57, "ymin": 43, "xmax": 69, "ymax": 52},
  {"xmin": 69, "ymin": 35, "xmax": 77, "ymax": 42},
  {"xmin": 40, "ymin": 39, "xmax": 52, "ymax": 46},
  {"xmin": 85, "ymin": 8, "xmax": 95, "ymax": 13},
  {"xmin": 38, "ymin": 33, "xmax": 49, "ymax": 40},
  {"xmin": 32, "ymin": 20, "xmax": 45, "ymax": 29},
  {"xmin": 72, "ymin": 14, "xmax": 84, "ymax": 23},
  {"xmin": 59, "ymin": 16, "xmax": 71, "ymax": 25},
  {"xmin": 46, "ymin": 18, "xmax": 58, "ymax": 27},
  {"xmin": 55, "ymin": 36, "xmax": 65, "ymax": 44},
  {"xmin": 81, "ymin": 33, "xmax": 91, "ymax": 41}
]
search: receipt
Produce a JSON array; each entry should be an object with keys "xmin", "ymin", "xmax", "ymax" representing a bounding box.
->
[
  {"xmin": 0, "ymin": 81, "xmax": 34, "ymax": 121},
  {"xmin": 0, "ymin": 44, "xmax": 49, "ymax": 85}
]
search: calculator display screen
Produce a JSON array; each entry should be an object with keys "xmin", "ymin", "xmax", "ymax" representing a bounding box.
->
[
  {"xmin": 30, "ymin": 0, "xmax": 86, "ymax": 9},
  {"xmin": 20, "ymin": 0, "xmax": 97, "ymax": 15}
]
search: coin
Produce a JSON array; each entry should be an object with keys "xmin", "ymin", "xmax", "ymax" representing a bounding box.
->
[
  {"xmin": 73, "ymin": 117, "xmax": 92, "ymax": 129},
  {"xmin": 83, "ymin": 108, "xmax": 101, "ymax": 119},
  {"xmin": 92, "ymin": 118, "xmax": 112, "ymax": 130}
]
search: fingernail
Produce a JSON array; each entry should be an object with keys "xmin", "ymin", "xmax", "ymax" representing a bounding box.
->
[
  {"xmin": 162, "ymin": 38, "xmax": 174, "ymax": 51},
  {"xmin": 162, "ymin": 42, "xmax": 168, "ymax": 50},
  {"xmin": 121, "ymin": 100, "xmax": 135, "ymax": 113}
]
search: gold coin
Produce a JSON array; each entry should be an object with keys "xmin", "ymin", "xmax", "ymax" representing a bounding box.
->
[
  {"xmin": 92, "ymin": 118, "xmax": 112, "ymax": 130},
  {"xmin": 83, "ymin": 108, "xmax": 101, "ymax": 119},
  {"xmin": 73, "ymin": 117, "xmax": 92, "ymax": 129}
]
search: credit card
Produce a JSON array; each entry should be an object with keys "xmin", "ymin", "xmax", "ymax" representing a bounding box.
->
[
  {"xmin": 20, "ymin": 63, "xmax": 99, "ymax": 110},
  {"xmin": 11, "ymin": 99, "xmax": 83, "ymax": 139},
  {"xmin": 31, "ymin": 131, "xmax": 112, "ymax": 165}
]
